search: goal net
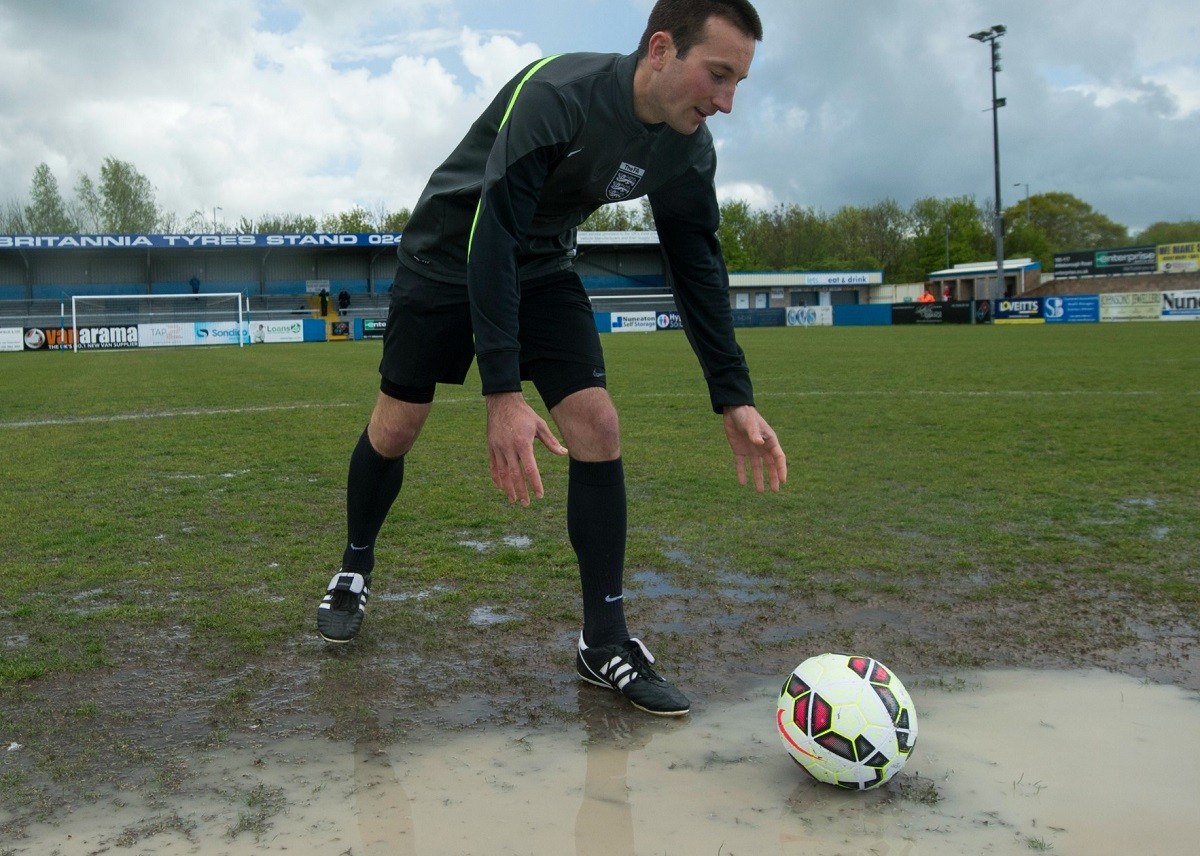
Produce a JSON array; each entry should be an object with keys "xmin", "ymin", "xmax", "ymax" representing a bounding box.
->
[{"xmin": 69, "ymin": 292, "xmax": 247, "ymax": 351}]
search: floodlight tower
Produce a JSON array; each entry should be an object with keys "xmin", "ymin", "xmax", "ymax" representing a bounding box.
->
[{"xmin": 970, "ymin": 25, "xmax": 1006, "ymax": 297}]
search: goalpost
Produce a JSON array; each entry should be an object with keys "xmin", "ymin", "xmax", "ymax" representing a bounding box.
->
[{"xmin": 69, "ymin": 292, "xmax": 247, "ymax": 352}]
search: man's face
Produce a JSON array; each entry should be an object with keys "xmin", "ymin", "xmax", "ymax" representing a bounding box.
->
[{"xmin": 642, "ymin": 16, "xmax": 756, "ymax": 135}]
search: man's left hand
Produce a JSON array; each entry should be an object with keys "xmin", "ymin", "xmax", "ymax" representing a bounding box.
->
[{"xmin": 722, "ymin": 404, "xmax": 787, "ymax": 492}]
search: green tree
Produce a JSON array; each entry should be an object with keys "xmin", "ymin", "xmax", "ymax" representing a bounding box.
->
[
  {"xmin": 98, "ymin": 157, "xmax": 159, "ymax": 232},
  {"xmin": 24, "ymin": 163, "xmax": 76, "ymax": 233},
  {"xmin": 380, "ymin": 208, "xmax": 411, "ymax": 232},
  {"xmin": 1022, "ymin": 192, "xmax": 1128, "ymax": 253},
  {"xmin": 904, "ymin": 196, "xmax": 992, "ymax": 281},
  {"xmin": 73, "ymin": 173, "xmax": 102, "ymax": 232},
  {"xmin": 320, "ymin": 206, "xmax": 375, "ymax": 233},
  {"xmin": 717, "ymin": 199, "xmax": 755, "ymax": 271},
  {"xmin": 580, "ymin": 199, "xmax": 653, "ymax": 231},
  {"xmin": 246, "ymin": 214, "xmax": 320, "ymax": 234},
  {"xmin": 1135, "ymin": 220, "xmax": 1200, "ymax": 246},
  {"xmin": 827, "ymin": 199, "xmax": 911, "ymax": 278},
  {"xmin": 71, "ymin": 158, "xmax": 159, "ymax": 232},
  {"xmin": 1, "ymin": 199, "xmax": 28, "ymax": 233},
  {"xmin": 1003, "ymin": 216, "xmax": 1053, "ymax": 270},
  {"xmin": 740, "ymin": 203, "xmax": 833, "ymax": 271}
]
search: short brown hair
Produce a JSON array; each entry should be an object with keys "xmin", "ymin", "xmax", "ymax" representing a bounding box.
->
[{"xmin": 637, "ymin": 0, "xmax": 763, "ymax": 59}]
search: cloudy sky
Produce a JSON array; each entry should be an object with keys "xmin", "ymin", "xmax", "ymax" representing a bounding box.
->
[{"xmin": 1, "ymin": 0, "xmax": 1197, "ymax": 234}]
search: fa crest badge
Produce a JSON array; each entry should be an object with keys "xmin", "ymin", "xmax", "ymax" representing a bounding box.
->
[{"xmin": 606, "ymin": 162, "xmax": 646, "ymax": 201}]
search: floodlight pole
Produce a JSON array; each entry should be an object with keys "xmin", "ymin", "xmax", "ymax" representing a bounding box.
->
[{"xmin": 970, "ymin": 25, "xmax": 1006, "ymax": 297}]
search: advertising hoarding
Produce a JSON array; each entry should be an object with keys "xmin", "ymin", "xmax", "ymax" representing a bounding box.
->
[
  {"xmin": 1053, "ymin": 246, "xmax": 1157, "ymax": 278},
  {"xmin": 610, "ymin": 311, "xmax": 658, "ymax": 332},
  {"xmin": 1100, "ymin": 292, "xmax": 1161, "ymax": 322},
  {"xmin": 1161, "ymin": 289, "xmax": 1200, "ymax": 320},
  {"xmin": 1042, "ymin": 295, "xmax": 1100, "ymax": 324},
  {"xmin": 992, "ymin": 298, "xmax": 1044, "ymax": 324},
  {"xmin": 1158, "ymin": 242, "xmax": 1200, "ymax": 274},
  {"xmin": 786, "ymin": 306, "xmax": 833, "ymax": 327},
  {"xmin": 0, "ymin": 327, "xmax": 24, "ymax": 352}
]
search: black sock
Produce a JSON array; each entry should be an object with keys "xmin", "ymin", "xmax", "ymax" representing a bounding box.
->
[
  {"xmin": 568, "ymin": 457, "xmax": 629, "ymax": 648},
  {"xmin": 342, "ymin": 427, "xmax": 405, "ymax": 577}
]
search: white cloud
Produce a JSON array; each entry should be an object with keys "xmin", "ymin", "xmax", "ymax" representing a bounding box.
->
[{"xmin": 1, "ymin": 0, "xmax": 1198, "ymax": 232}]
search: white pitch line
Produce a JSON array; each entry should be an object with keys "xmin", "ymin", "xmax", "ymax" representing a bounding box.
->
[
  {"xmin": 1, "ymin": 388, "xmax": 1185, "ymax": 430},
  {"xmin": 755, "ymin": 389, "xmax": 1169, "ymax": 397},
  {"xmin": 0, "ymin": 402, "xmax": 363, "ymax": 429}
]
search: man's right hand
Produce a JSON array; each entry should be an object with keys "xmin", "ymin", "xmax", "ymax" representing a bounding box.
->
[{"xmin": 485, "ymin": 392, "xmax": 569, "ymax": 506}]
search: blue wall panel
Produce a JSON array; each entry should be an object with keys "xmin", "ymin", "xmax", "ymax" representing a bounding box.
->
[{"xmin": 834, "ymin": 304, "xmax": 892, "ymax": 326}]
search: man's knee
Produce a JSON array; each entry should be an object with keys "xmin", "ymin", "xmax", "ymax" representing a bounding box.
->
[
  {"xmin": 553, "ymin": 389, "xmax": 620, "ymax": 461},
  {"xmin": 368, "ymin": 394, "xmax": 430, "ymax": 458}
]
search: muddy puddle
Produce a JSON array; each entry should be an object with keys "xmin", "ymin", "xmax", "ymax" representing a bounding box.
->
[{"xmin": 8, "ymin": 668, "xmax": 1199, "ymax": 855}]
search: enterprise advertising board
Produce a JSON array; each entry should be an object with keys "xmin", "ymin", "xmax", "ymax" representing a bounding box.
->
[{"xmin": 1053, "ymin": 246, "xmax": 1157, "ymax": 278}]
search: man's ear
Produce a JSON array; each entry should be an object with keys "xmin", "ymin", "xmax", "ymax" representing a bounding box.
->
[{"xmin": 646, "ymin": 30, "xmax": 675, "ymax": 70}]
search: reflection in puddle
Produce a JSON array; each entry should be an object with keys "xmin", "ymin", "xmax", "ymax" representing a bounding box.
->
[
  {"xmin": 468, "ymin": 605, "xmax": 520, "ymax": 626},
  {"xmin": 8, "ymin": 669, "xmax": 1200, "ymax": 855}
]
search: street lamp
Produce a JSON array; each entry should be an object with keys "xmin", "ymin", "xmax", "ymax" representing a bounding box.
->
[
  {"xmin": 212, "ymin": 207, "xmax": 223, "ymax": 233},
  {"xmin": 970, "ymin": 24, "xmax": 1006, "ymax": 297},
  {"xmin": 1013, "ymin": 182, "xmax": 1030, "ymax": 222}
]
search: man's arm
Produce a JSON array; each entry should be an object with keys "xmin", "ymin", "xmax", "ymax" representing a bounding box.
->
[
  {"xmin": 467, "ymin": 73, "xmax": 578, "ymax": 502},
  {"xmin": 467, "ymin": 72, "xmax": 576, "ymax": 397},
  {"xmin": 650, "ymin": 163, "xmax": 787, "ymax": 491},
  {"xmin": 649, "ymin": 162, "xmax": 754, "ymax": 413}
]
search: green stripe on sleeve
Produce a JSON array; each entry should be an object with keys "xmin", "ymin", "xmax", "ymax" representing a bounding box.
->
[{"xmin": 468, "ymin": 55, "xmax": 562, "ymax": 263}]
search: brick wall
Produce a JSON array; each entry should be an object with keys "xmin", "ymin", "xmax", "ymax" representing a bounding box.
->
[{"xmin": 1026, "ymin": 271, "xmax": 1200, "ymax": 297}]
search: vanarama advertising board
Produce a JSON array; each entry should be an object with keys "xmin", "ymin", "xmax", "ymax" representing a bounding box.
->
[{"xmin": 75, "ymin": 325, "xmax": 139, "ymax": 349}]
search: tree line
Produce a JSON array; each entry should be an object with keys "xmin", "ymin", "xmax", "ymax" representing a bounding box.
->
[{"xmin": 4, "ymin": 158, "xmax": 1197, "ymax": 284}]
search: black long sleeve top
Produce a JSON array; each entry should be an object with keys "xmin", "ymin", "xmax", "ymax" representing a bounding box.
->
[{"xmin": 398, "ymin": 51, "xmax": 754, "ymax": 413}]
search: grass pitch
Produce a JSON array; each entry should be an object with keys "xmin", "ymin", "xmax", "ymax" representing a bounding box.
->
[{"xmin": 1, "ymin": 322, "xmax": 1197, "ymax": 692}]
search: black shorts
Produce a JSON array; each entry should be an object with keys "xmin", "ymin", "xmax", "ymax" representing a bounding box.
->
[{"xmin": 379, "ymin": 265, "xmax": 606, "ymax": 410}]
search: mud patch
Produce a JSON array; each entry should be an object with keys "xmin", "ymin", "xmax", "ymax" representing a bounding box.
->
[{"xmin": 6, "ymin": 669, "xmax": 1198, "ymax": 855}]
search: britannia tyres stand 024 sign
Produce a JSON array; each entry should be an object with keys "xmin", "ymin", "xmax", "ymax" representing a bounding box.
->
[{"xmin": 0, "ymin": 233, "xmax": 404, "ymax": 250}]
